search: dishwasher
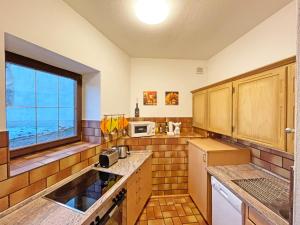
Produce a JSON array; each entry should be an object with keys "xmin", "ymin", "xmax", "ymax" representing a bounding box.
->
[{"xmin": 211, "ymin": 176, "xmax": 243, "ymax": 225}]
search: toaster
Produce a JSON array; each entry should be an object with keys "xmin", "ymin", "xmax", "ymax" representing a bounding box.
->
[{"xmin": 99, "ymin": 149, "xmax": 119, "ymax": 168}]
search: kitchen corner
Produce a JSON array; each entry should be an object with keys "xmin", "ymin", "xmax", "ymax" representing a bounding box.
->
[{"xmin": 0, "ymin": 151, "xmax": 152, "ymax": 225}]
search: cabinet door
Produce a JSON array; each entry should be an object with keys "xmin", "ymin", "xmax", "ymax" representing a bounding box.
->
[
  {"xmin": 139, "ymin": 158, "xmax": 152, "ymax": 208},
  {"xmin": 188, "ymin": 144, "xmax": 203, "ymax": 212},
  {"xmin": 286, "ymin": 63, "xmax": 296, "ymax": 154},
  {"xmin": 188, "ymin": 144, "xmax": 207, "ymax": 220},
  {"xmin": 126, "ymin": 172, "xmax": 138, "ymax": 225},
  {"xmin": 207, "ymin": 82, "xmax": 233, "ymax": 136},
  {"xmin": 193, "ymin": 90, "xmax": 207, "ymax": 129},
  {"xmin": 233, "ymin": 66, "xmax": 286, "ymax": 150},
  {"xmin": 199, "ymin": 152, "xmax": 208, "ymax": 221}
]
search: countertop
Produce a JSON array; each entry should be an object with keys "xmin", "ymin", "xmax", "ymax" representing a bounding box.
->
[
  {"xmin": 188, "ymin": 138, "xmax": 247, "ymax": 152},
  {"xmin": 0, "ymin": 151, "xmax": 152, "ymax": 225},
  {"xmin": 207, "ymin": 164, "xmax": 289, "ymax": 225}
]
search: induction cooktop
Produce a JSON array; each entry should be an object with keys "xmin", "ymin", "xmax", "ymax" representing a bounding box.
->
[{"xmin": 45, "ymin": 170, "xmax": 122, "ymax": 212}]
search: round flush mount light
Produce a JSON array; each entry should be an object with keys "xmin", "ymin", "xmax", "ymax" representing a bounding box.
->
[{"xmin": 135, "ymin": 0, "xmax": 169, "ymax": 25}]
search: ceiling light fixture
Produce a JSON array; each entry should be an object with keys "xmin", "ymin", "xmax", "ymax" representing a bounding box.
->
[{"xmin": 135, "ymin": 0, "xmax": 169, "ymax": 25}]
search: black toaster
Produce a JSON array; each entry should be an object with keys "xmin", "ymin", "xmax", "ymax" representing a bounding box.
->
[{"xmin": 99, "ymin": 149, "xmax": 119, "ymax": 168}]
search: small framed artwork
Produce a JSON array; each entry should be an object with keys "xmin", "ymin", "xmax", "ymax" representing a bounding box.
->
[
  {"xmin": 165, "ymin": 91, "xmax": 179, "ymax": 105},
  {"xmin": 143, "ymin": 91, "xmax": 157, "ymax": 105}
]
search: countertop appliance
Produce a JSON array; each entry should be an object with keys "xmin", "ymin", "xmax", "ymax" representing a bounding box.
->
[
  {"xmin": 116, "ymin": 145, "xmax": 129, "ymax": 159},
  {"xmin": 100, "ymin": 149, "xmax": 119, "ymax": 168},
  {"xmin": 128, "ymin": 121, "xmax": 155, "ymax": 137},
  {"xmin": 211, "ymin": 176, "xmax": 243, "ymax": 225},
  {"xmin": 45, "ymin": 169, "xmax": 123, "ymax": 212}
]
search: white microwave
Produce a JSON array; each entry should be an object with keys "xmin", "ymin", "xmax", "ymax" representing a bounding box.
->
[{"xmin": 128, "ymin": 121, "xmax": 155, "ymax": 137}]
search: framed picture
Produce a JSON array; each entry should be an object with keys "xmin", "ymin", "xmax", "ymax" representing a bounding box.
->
[
  {"xmin": 165, "ymin": 91, "xmax": 179, "ymax": 105},
  {"xmin": 143, "ymin": 91, "xmax": 157, "ymax": 105}
]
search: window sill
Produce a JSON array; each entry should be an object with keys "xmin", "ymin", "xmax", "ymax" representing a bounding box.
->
[{"xmin": 10, "ymin": 142, "xmax": 99, "ymax": 177}]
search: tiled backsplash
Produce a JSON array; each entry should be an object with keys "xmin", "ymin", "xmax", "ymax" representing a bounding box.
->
[
  {"xmin": 118, "ymin": 135, "xmax": 201, "ymax": 196},
  {"xmin": 0, "ymin": 131, "xmax": 10, "ymax": 212},
  {"xmin": 216, "ymin": 133, "xmax": 294, "ymax": 179},
  {"xmin": 82, "ymin": 120, "xmax": 102, "ymax": 144}
]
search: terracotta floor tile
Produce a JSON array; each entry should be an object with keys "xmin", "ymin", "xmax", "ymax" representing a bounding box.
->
[
  {"xmin": 191, "ymin": 208, "xmax": 200, "ymax": 215},
  {"xmin": 183, "ymin": 206, "xmax": 193, "ymax": 216},
  {"xmin": 159, "ymin": 198, "xmax": 167, "ymax": 206},
  {"xmin": 179, "ymin": 215, "xmax": 198, "ymax": 224},
  {"xmin": 137, "ymin": 196, "xmax": 205, "ymax": 225},
  {"xmin": 175, "ymin": 204, "xmax": 186, "ymax": 216},
  {"xmin": 148, "ymin": 219, "xmax": 165, "ymax": 225},
  {"xmin": 140, "ymin": 213, "xmax": 147, "ymax": 221},
  {"xmin": 164, "ymin": 218, "xmax": 174, "ymax": 225},
  {"xmin": 161, "ymin": 205, "xmax": 176, "ymax": 212},
  {"xmin": 162, "ymin": 211, "xmax": 178, "ymax": 218},
  {"xmin": 172, "ymin": 217, "xmax": 182, "ymax": 225},
  {"xmin": 147, "ymin": 207, "xmax": 156, "ymax": 220},
  {"xmin": 154, "ymin": 206, "xmax": 163, "ymax": 219}
]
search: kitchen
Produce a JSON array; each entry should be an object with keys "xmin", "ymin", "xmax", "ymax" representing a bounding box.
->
[{"xmin": 0, "ymin": 0, "xmax": 299, "ymax": 225}]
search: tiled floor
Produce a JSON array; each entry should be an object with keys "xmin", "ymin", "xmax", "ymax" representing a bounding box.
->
[{"xmin": 136, "ymin": 195, "xmax": 207, "ymax": 225}]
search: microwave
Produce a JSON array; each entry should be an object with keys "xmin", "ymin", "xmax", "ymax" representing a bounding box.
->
[{"xmin": 128, "ymin": 121, "xmax": 155, "ymax": 137}]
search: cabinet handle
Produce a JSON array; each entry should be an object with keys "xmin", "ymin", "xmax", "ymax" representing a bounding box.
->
[
  {"xmin": 285, "ymin": 128, "xmax": 295, "ymax": 133},
  {"xmin": 203, "ymin": 154, "xmax": 206, "ymax": 162}
]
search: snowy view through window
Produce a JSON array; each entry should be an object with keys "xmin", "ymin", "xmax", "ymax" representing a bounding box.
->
[{"xmin": 6, "ymin": 63, "xmax": 76, "ymax": 149}]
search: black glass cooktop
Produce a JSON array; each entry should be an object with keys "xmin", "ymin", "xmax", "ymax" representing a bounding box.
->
[{"xmin": 45, "ymin": 170, "xmax": 122, "ymax": 212}]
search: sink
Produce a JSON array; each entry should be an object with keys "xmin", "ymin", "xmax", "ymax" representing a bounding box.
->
[{"xmin": 232, "ymin": 178, "xmax": 290, "ymax": 221}]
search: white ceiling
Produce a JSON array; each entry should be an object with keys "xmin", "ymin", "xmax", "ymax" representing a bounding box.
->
[{"xmin": 64, "ymin": 0, "xmax": 292, "ymax": 59}]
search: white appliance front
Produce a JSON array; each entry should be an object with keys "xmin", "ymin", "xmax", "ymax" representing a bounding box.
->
[{"xmin": 211, "ymin": 176, "xmax": 243, "ymax": 225}]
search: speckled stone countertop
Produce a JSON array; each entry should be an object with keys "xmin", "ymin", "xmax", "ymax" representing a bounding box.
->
[
  {"xmin": 0, "ymin": 151, "xmax": 152, "ymax": 225},
  {"xmin": 207, "ymin": 164, "xmax": 289, "ymax": 225}
]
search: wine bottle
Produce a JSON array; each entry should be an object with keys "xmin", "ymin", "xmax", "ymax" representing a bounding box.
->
[{"xmin": 135, "ymin": 102, "xmax": 140, "ymax": 117}]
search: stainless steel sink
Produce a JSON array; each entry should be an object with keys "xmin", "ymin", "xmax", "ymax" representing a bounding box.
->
[{"xmin": 232, "ymin": 178, "xmax": 290, "ymax": 221}]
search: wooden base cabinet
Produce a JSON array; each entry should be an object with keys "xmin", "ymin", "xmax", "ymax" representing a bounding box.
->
[
  {"xmin": 188, "ymin": 138, "xmax": 250, "ymax": 225},
  {"xmin": 245, "ymin": 206, "xmax": 271, "ymax": 225},
  {"xmin": 126, "ymin": 158, "xmax": 152, "ymax": 225}
]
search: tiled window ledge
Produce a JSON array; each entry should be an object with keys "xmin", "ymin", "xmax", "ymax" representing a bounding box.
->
[{"xmin": 10, "ymin": 142, "xmax": 100, "ymax": 177}]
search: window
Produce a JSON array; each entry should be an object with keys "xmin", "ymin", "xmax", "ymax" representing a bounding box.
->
[{"xmin": 5, "ymin": 52, "xmax": 82, "ymax": 157}]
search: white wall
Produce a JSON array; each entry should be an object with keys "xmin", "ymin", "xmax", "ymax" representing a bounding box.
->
[
  {"xmin": 0, "ymin": 0, "xmax": 131, "ymax": 131},
  {"xmin": 206, "ymin": 1, "xmax": 297, "ymax": 85},
  {"xmin": 130, "ymin": 58, "xmax": 207, "ymax": 117}
]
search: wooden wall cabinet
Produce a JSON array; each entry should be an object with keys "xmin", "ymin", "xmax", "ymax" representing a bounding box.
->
[
  {"xmin": 286, "ymin": 63, "xmax": 296, "ymax": 154},
  {"xmin": 193, "ymin": 90, "xmax": 207, "ymax": 129},
  {"xmin": 207, "ymin": 82, "xmax": 233, "ymax": 136},
  {"xmin": 232, "ymin": 66, "xmax": 287, "ymax": 150},
  {"xmin": 188, "ymin": 138, "xmax": 250, "ymax": 225},
  {"xmin": 126, "ymin": 158, "xmax": 152, "ymax": 225}
]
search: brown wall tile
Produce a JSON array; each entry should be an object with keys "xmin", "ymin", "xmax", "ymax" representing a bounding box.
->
[
  {"xmin": 88, "ymin": 154, "xmax": 100, "ymax": 165},
  {"xmin": 29, "ymin": 162, "xmax": 59, "ymax": 184},
  {"xmin": 283, "ymin": 158, "xmax": 294, "ymax": 170},
  {"xmin": 60, "ymin": 153, "xmax": 81, "ymax": 170},
  {"xmin": 0, "ymin": 164, "xmax": 8, "ymax": 181},
  {"xmin": 0, "ymin": 131, "xmax": 8, "ymax": 148},
  {"xmin": 0, "ymin": 147, "xmax": 8, "ymax": 164},
  {"xmin": 251, "ymin": 157, "xmax": 271, "ymax": 171},
  {"xmin": 270, "ymin": 165, "xmax": 290, "ymax": 179},
  {"xmin": 0, "ymin": 173, "xmax": 29, "ymax": 198},
  {"xmin": 152, "ymin": 139, "xmax": 165, "ymax": 145},
  {"xmin": 81, "ymin": 148, "xmax": 96, "ymax": 161},
  {"xmin": 10, "ymin": 179, "xmax": 46, "ymax": 206},
  {"xmin": 71, "ymin": 160, "xmax": 89, "ymax": 174},
  {"xmin": 0, "ymin": 196, "xmax": 9, "ymax": 212},
  {"xmin": 260, "ymin": 152, "xmax": 282, "ymax": 167},
  {"xmin": 46, "ymin": 168, "xmax": 72, "ymax": 187}
]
